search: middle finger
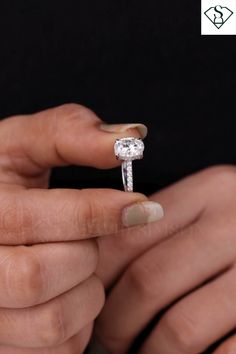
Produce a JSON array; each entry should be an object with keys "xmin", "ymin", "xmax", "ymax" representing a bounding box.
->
[{"xmin": 0, "ymin": 241, "xmax": 98, "ymax": 308}]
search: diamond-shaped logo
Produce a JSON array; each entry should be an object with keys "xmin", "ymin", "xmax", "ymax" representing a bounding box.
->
[{"xmin": 204, "ymin": 5, "xmax": 233, "ymax": 28}]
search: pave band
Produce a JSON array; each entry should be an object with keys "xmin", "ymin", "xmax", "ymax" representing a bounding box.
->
[{"xmin": 122, "ymin": 160, "xmax": 133, "ymax": 192}]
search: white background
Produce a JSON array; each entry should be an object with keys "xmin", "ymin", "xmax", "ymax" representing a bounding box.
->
[{"xmin": 201, "ymin": 0, "xmax": 236, "ymax": 35}]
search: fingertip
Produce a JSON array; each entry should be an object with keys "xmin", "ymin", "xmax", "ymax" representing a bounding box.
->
[
  {"xmin": 122, "ymin": 200, "xmax": 164, "ymax": 227},
  {"xmin": 100, "ymin": 123, "xmax": 148, "ymax": 139},
  {"xmin": 93, "ymin": 122, "xmax": 147, "ymax": 169}
]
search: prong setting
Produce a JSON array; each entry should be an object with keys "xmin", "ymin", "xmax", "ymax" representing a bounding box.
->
[{"xmin": 114, "ymin": 137, "xmax": 144, "ymax": 161}]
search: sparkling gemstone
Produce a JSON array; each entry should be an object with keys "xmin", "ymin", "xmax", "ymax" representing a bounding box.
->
[{"xmin": 114, "ymin": 137, "xmax": 144, "ymax": 160}]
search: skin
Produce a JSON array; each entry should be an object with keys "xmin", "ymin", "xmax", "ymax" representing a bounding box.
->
[
  {"xmin": 0, "ymin": 103, "xmax": 150, "ymax": 353},
  {"xmin": 95, "ymin": 164, "xmax": 236, "ymax": 353},
  {"xmin": 2, "ymin": 102, "xmax": 235, "ymax": 353}
]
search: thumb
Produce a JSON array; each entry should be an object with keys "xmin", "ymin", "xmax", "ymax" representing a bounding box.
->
[{"xmin": 0, "ymin": 104, "xmax": 147, "ymax": 176}]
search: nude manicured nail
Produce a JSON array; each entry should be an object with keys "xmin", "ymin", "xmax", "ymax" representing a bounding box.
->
[
  {"xmin": 122, "ymin": 201, "xmax": 164, "ymax": 227},
  {"xmin": 100, "ymin": 123, "xmax": 148, "ymax": 139}
]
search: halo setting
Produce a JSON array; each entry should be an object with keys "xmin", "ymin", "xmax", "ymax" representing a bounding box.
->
[{"xmin": 114, "ymin": 137, "xmax": 144, "ymax": 160}]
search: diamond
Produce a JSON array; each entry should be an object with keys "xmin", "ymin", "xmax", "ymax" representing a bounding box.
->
[{"xmin": 114, "ymin": 137, "xmax": 144, "ymax": 160}]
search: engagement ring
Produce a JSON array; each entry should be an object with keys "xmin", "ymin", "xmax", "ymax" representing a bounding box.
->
[{"xmin": 114, "ymin": 137, "xmax": 144, "ymax": 192}]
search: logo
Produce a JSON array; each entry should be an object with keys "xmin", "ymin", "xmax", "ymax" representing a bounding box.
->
[
  {"xmin": 204, "ymin": 5, "xmax": 233, "ymax": 28},
  {"xmin": 201, "ymin": 0, "xmax": 236, "ymax": 35}
]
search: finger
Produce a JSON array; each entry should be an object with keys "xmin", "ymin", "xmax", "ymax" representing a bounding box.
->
[
  {"xmin": 0, "ymin": 275, "xmax": 104, "ymax": 348},
  {"xmin": 213, "ymin": 333, "xmax": 236, "ymax": 353},
  {"xmin": 98, "ymin": 165, "xmax": 236, "ymax": 288},
  {"xmin": 0, "ymin": 241, "xmax": 99, "ymax": 308},
  {"xmin": 97, "ymin": 164, "xmax": 218, "ymax": 287},
  {"xmin": 139, "ymin": 266, "xmax": 236, "ymax": 354},
  {"xmin": 0, "ymin": 324, "xmax": 93, "ymax": 354},
  {"xmin": 0, "ymin": 104, "xmax": 147, "ymax": 179},
  {"xmin": 0, "ymin": 186, "xmax": 163, "ymax": 244},
  {"xmin": 96, "ymin": 213, "xmax": 236, "ymax": 353}
]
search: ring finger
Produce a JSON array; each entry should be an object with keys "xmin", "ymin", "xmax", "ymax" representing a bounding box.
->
[
  {"xmin": 96, "ymin": 213, "xmax": 236, "ymax": 353},
  {"xmin": 139, "ymin": 265, "xmax": 236, "ymax": 354}
]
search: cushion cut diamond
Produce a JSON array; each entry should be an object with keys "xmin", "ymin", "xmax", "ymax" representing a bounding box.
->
[{"xmin": 114, "ymin": 137, "xmax": 144, "ymax": 160}]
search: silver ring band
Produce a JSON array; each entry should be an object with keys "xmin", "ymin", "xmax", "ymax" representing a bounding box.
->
[{"xmin": 122, "ymin": 160, "xmax": 133, "ymax": 192}]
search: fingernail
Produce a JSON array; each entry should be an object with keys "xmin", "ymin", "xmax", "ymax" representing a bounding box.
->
[
  {"xmin": 100, "ymin": 123, "xmax": 148, "ymax": 139},
  {"xmin": 122, "ymin": 201, "xmax": 164, "ymax": 227}
]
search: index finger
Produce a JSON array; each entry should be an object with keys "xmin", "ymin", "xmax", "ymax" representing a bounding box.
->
[{"xmin": 0, "ymin": 187, "xmax": 163, "ymax": 245}]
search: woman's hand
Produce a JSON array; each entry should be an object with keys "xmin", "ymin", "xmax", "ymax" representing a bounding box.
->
[
  {"xmin": 96, "ymin": 165, "xmax": 236, "ymax": 354},
  {"xmin": 0, "ymin": 104, "xmax": 160, "ymax": 354}
]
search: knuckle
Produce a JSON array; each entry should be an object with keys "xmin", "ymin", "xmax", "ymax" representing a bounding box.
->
[
  {"xmin": 7, "ymin": 247, "xmax": 44, "ymax": 307},
  {"xmin": 0, "ymin": 194, "xmax": 34, "ymax": 242},
  {"xmin": 54, "ymin": 103, "xmax": 95, "ymax": 127},
  {"xmin": 38, "ymin": 299, "xmax": 66, "ymax": 347},
  {"xmin": 52, "ymin": 104, "xmax": 96, "ymax": 157},
  {"xmin": 57, "ymin": 103, "xmax": 90, "ymax": 116},
  {"xmin": 159, "ymin": 308, "xmax": 201, "ymax": 353}
]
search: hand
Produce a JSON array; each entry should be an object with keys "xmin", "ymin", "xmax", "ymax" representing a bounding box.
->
[
  {"xmin": 0, "ymin": 104, "xmax": 160, "ymax": 354},
  {"xmin": 96, "ymin": 165, "xmax": 236, "ymax": 354}
]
